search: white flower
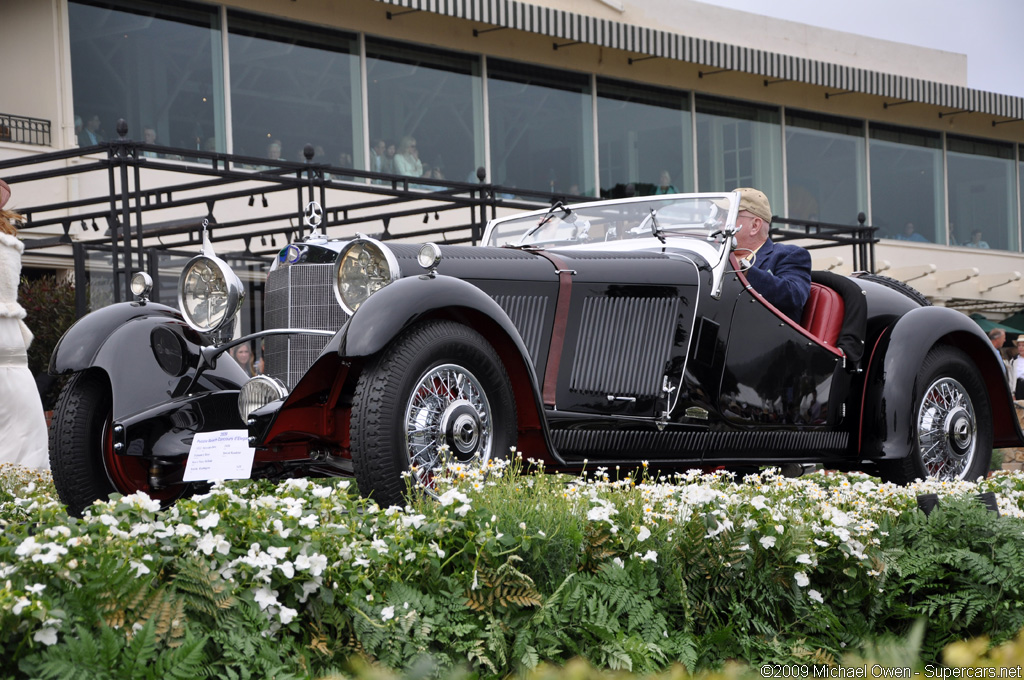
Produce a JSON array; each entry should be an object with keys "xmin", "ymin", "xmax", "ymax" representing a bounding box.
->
[
  {"xmin": 279, "ymin": 606, "xmax": 298, "ymax": 624},
  {"xmin": 33, "ymin": 627, "xmax": 58, "ymax": 646},
  {"xmin": 130, "ymin": 560, "xmax": 151, "ymax": 577},
  {"xmin": 759, "ymin": 535, "xmax": 776, "ymax": 549},
  {"xmin": 429, "ymin": 541, "xmax": 446, "ymax": 559},
  {"xmin": 12, "ymin": 597, "xmax": 31, "ymax": 615},
  {"xmin": 312, "ymin": 486, "xmax": 333, "ymax": 498},
  {"xmin": 298, "ymin": 514, "xmax": 318, "ymax": 529},
  {"xmin": 814, "ymin": 539, "xmax": 830, "ymax": 547},
  {"xmin": 267, "ymin": 546, "xmax": 289, "ymax": 560},
  {"xmin": 796, "ymin": 553, "xmax": 813, "ymax": 565},
  {"xmin": 637, "ymin": 526, "xmax": 651, "ymax": 542},
  {"xmin": 277, "ymin": 561, "xmax": 295, "ymax": 579},
  {"xmin": 795, "ymin": 572, "xmax": 810, "ymax": 587},
  {"xmin": 25, "ymin": 584, "xmax": 45, "ymax": 595},
  {"xmin": 438, "ymin": 489, "xmax": 469, "ymax": 507},
  {"xmin": 808, "ymin": 589, "xmax": 824, "ymax": 603},
  {"xmin": 381, "ymin": 605, "xmax": 395, "ymax": 621},
  {"xmin": 750, "ymin": 495, "xmax": 768, "ymax": 510},
  {"xmin": 454, "ymin": 504, "xmax": 472, "ymax": 517},
  {"xmin": 738, "ymin": 543, "xmax": 749, "ymax": 551},
  {"xmin": 15, "ymin": 536, "xmax": 40, "ymax": 558},
  {"xmin": 641, "ymin": 550, "xmax": 658, "ymax": 563},
  {"xmin": 401, "ymin": 514, "xmax": 427, "ymax": 529},
  {"xmin": 196, "ymin": 512, "xmax": 220, "ymax": 530},
  {"xmin": 254, "ymin": 587, "xmax": 279, "ymax": 610},
  {"xmin": 613, "ymin": 557, "xmax": 625, "ymax": 568}
]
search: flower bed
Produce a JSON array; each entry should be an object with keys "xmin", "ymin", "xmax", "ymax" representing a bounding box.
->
[{"xmin": 3, "ymin": 457, "xmax": 1024, "ymax": 678}]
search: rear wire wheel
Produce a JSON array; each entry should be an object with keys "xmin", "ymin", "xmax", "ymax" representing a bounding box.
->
[
  {"xmin": 350, "ymin": 320, "xmax": 517, "ymax": 507},
  {"xmin": 880, "ymin": 346, "xmax": 992, "ymax": 483}
]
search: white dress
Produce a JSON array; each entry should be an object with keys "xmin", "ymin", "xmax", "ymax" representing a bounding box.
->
[{"xmin": 0, "ymin": 233, "xmax": 49, "ymax": 469}]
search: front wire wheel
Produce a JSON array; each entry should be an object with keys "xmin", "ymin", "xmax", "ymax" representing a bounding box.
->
[
  {"xmin": 405, "ymin": 364, "xmax": 494, "ymax": 493},
  {"xmin": 350, "ymin": 320, "xmax": 517, "ymax": 507}
]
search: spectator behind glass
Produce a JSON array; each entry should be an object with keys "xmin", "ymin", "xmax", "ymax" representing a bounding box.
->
[
  {"xmin": 965, "ymin": 229, "xmax": 990, "ymax": 249},
  {"xmin": 266, "ymin": 139, "xmax": 282, "ymax": 161},
  {"xmin": 895, "ymin": 221, "xmax": 929, "ymax": 242},
  {"xmin": 81, "ymin": 114, "xmax": 103, "ymax": 145},
  {"xmin": 394, "ymin": 135, "xmax": 424, "ymax": 178},
  {"xmin": 141, "ymin": 126, "xmax": 159, "ymax": 158},
  {"xmin": 0, "ymin": 179, "xmax": 49, "ymax": 470},
  {"xmin": 654, "ymin": 170, "xmax": 677, "ymax": 195}
]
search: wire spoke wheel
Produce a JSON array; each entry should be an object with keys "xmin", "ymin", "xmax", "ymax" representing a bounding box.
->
[
  {"xmin": 351, "ymin": 320, "xmax": 517, "ymax": 508},
  {"xmin": 405, "ymin": 364, "xmax": 493, "ymax": 491},
  {"xmin": 879, "ymin": 345, "xmax": 992, "ymax": 485},
  {"xmin": 917, "ymin": 376, "xmax": 976, "ymax": 480}
]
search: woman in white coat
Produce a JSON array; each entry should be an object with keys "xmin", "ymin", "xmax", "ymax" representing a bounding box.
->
[{"xmin": 0, "ymin": 179, "xmax": 49, "ymax": 469}]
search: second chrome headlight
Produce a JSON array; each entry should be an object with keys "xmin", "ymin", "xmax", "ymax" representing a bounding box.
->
[{"xmin": 333, "ymin": 237, "xmax": 400, "ymax": 315}]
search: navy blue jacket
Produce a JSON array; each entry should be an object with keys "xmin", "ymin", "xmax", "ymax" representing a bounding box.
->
[{"xmin": 743, "ymin": 238, "xmax": 812, "ymax": 322}]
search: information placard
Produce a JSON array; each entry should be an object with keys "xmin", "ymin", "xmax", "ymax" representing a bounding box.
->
[{"xmin": 183, "ymin": 430, "xmax": 256, "ymax": 482}]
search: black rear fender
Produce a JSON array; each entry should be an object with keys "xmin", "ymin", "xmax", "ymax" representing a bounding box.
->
[{"xmin": 861, "ymin": 306, "xmax": 1022, "ymax": 458}]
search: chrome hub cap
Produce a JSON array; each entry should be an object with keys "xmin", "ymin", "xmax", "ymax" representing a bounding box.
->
[
  {"xmin": 404, "ymin": 364, "xmax": 492, "ymax": 488},
  {"xmin": 917, "ymin": 377, "xmax": 976, "ymax": 480}
]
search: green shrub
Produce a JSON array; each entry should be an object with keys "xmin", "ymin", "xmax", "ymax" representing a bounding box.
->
[{"xmin": 3, "ymin": 461, "xmax": 1024, "ymax": 678}]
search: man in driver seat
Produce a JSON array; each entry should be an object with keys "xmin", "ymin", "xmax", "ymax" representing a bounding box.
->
[{"xmin": 731, "ymin": 187, "xmax": 811, "ymax": 322}]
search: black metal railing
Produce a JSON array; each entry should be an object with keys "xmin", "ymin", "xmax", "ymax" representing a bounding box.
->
[{"xmin": 0, "ymin": 113, "xmax": 51, "ymax": 146}]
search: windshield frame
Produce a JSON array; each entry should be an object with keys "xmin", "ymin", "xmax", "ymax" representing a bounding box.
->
[{"xmin": 483, "ymin": 192, "xmax": 740, "ymax": 250}]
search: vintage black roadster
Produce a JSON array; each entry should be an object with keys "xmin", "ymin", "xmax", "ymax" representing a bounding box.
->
[{"xmin": 48, "ymin": 192, "xmax": 1023, "ymax": 513}]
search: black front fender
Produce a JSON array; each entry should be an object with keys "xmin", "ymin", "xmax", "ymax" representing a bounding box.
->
[
  {"xmin": 862, "ymin": 305, "xmax": 1022, "ymax": 459},
  {"xmin": 49, "ymin": 301, "xmax": 249, "ymax": 422}
]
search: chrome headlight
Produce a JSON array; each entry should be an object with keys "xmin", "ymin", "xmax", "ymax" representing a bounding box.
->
[
  {"xmin": 177, "ymin": 254, "xmax": 243, "ymax": 333},
  {"xmin": 333, "ymin": 237, "xmax": 400, "ymax": 315},
  {"xmin": 238, "ymin": 375, "xmax": 289, "ymax": 421}
]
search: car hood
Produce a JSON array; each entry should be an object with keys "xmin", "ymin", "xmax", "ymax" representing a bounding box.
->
[{"xmin": 384, "ymin": 243, "xmax": 709, "ymax": 287}]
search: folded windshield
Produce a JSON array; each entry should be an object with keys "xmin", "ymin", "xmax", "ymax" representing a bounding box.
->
[{"xmin": 484, "ymin": 194, "xmax": 738, "ymax": 248}]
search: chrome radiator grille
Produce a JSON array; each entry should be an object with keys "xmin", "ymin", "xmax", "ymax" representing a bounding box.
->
[{"xmin": 264, "ymin": 263, "xmax": 348, "ymax": 389}]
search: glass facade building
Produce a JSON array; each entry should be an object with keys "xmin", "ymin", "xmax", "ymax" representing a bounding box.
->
[{"xmin": 67, "ymin": 0, "xmax": 1024, "ymax": 252}]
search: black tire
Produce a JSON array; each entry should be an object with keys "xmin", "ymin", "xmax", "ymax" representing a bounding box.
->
[
  {"xmin": 49, "ymin": 370, "xmax": 185, "ymax": 516},
  {"xmin": 879, "ymin": 346, "xmax": 992, "ymax": 483},
  {"xmin": 350, "ymin": 320, "xmax": 517, "ymax": 507}
]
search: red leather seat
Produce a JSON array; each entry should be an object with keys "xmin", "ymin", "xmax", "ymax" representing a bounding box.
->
[{"xmin": 800, "ymin": 283, "xmax": 844, "ymax": 348}]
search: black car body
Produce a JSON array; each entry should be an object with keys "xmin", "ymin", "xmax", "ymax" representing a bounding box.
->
[{"xmin": 48, "ymin": 193, "xmax": 1024, "ymax": 512}]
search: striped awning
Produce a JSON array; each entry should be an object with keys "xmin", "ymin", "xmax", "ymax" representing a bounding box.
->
[{"xmin": 376, "ymin": 0, "xmax": 1024, "ymax": 121}]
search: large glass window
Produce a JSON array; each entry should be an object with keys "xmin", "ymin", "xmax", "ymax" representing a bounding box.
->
[
  {"xmin": 596, "ymin": 78, "xmax": 692, "ymax": 198},
  {"xmin": 869, "ymin": 124, "xmax": 943, "ymax": 243},
  {"xmin": 696, "ymin": 96, "xmax": 782, "ymax": 216},
  {"xmin": 228, "ymin": 12, "xmax": 360, "ymax": 167},
  {"xmin": 69, "ymin": 0, "xmax": 223, "ymax": 153},
  {"xmin": 366, "ymin": 39, "xmax": 482, "ymax": 185},
  {"xmin": 488, "ymin": 59, "xmax": 594, "ymax": 196},
  {"xmin": 947, "ymin": 135, "xmax": 1016, "ymax": 251},
  {"xmin": 785, "ymin": 111, "xmax": 866, "ymax": 224}
]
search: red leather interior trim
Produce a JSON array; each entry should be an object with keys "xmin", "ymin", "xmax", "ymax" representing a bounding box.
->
[
  {"xmin": 530, "ymin": 250, "xmax": 573, "ymax": 407},
  {"xmin": 801, "ymin": 283, "xmax": 845, "ymax": 348}
]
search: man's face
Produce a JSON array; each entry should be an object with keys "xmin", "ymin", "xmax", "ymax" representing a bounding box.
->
[
  {"xmin": 1017, "ymin": 342, "xmax": 1024, "ymax": 357},
  {"xmin": 374, "ymin": 141, "xmax": 385, "ymax": 155},
  {"xmin": 143, "ymin": 128, "xmax": 156, "ymax": 144},
  {"xmin": 992, "ymin": 331, "xmax": 1005, "ymax": 349},
  {"xmin": 87, "ymin": 116, "xmax": 100, "ymax": 131},
  {"xmin": 733, "ymin": 211, "xmax": 765, "ymax": 255}
]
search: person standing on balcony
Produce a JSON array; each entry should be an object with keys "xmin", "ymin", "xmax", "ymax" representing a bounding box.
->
[{"xmin": 0, "ymin": 179, "xmax": 49, "ymax": 470}]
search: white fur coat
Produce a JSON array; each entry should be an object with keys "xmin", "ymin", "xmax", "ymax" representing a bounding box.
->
[{"xmin": 0, "ymin": 233, "xmax": 34, "ymax": 348}]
